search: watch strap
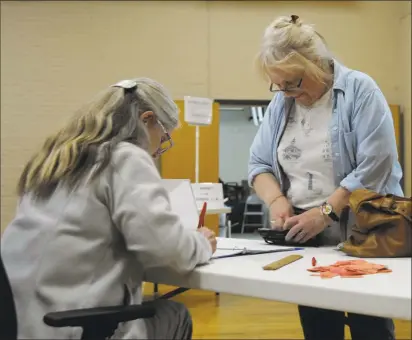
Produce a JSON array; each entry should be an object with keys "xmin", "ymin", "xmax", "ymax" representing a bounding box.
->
[
  {"xmin": 329, "ymin": 210, "xmax": 340, "ymax": 222},
  {"xmin": 321, "ymin": 202, "xmax": 340, "ymax": 222}
]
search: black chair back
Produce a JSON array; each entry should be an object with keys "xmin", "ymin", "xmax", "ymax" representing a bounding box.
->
[{"xmin": 0, "ymin": 254, "xmax": 18, "ymax": 340}]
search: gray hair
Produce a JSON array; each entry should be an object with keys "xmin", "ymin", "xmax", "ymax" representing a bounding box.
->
[
  {"xmin": 130, "ymin": 77, "xmax": 179, "ymax": 131},
  {"xmin": 257, "ymin": 15, "xmax": 334, "ymax": 79},
  {"xmin": 17, "ymin": 77, "xmax": 179, "ymax": 199}
]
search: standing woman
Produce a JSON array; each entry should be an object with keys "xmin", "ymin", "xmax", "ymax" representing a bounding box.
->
[
  {"xmin": 1, "ymin": 78, "xmax": 216, "ymax": 339},
  {"xmin": 249, "ymin": 15, "xmax": 402, "ymax": 340}
]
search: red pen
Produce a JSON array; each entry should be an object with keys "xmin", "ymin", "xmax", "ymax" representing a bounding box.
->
[{"xmin": 197, "ymin": 202, "xmax": 207, "ymax": 229}]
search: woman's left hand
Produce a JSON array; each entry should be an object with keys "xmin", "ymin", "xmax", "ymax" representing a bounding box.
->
[{"xmin": 283, "ymin": 208, "xmax": 328, "ymax": 243}]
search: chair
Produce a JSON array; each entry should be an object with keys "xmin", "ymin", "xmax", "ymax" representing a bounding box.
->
[
  {"xmin": 224, "ymin": 200, "xmax": 246, "ymax": 234},
  {"xmin": 241, "ymin": 194, "xmax": 268, "ymax": 233},
  {"xmin": 0, "ymin": 254, "xmax": 155, "ymax": 340},
  {"xmin": 0, "ymin": 251, "xmax": 17, "ymax": 339},
  {"xmin": 221, "ymin": 181, "xmax": 243, "ymax": 202},
  {"xmin": 240, "ymin": 180, "xmax": 250, "ymax": 201},
  {"xmin": 219, "ymin": 210, "xmax": 240, "ymax": 238}
]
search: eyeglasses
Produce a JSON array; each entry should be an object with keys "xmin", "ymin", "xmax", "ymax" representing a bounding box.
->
[
  {"xmin": 155, "ymin": 120, "xmax": 174, "ymax": 156},
  {"xmin": 269, "ymin": 78, "xmax": 303, "ymax": 93}
]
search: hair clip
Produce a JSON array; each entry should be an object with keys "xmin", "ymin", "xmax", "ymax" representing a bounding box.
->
[
  {"xmin": 290, "ymin": 15, "xmax": 299, "ymax": 24},
  {"xmin": 111, "ymin": 79, "xmax": 137, "ymax": 90}
]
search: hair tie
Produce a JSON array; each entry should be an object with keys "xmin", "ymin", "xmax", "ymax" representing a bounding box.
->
[
  {"xmin": 290, "ymin": 15, "xmax": 299, "ymax": 24},
  {"xmin": 111, "ymin": 79, "xmax": 137, "ymax": 90}
]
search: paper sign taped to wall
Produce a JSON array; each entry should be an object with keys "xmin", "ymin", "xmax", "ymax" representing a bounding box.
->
[
  {"xmin": 162, "ymin": 179, "xmax": 199, "ymax": 230},
  {"xmin": 184, "ymin": 96, "xmax": 213, "ymax": 126}
]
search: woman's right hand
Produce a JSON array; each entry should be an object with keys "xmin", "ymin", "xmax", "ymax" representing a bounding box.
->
[
  {"xmin": 269, "ymin": 196, "xmax": 294, "ymax": 230},
  {"xmin": 198, "ymin": 227, "xmax": 217, "ymax": 254}
]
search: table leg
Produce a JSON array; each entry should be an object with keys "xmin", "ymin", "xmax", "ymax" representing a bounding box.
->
[
  {"xmin": 156, "ymin": 286, "xmax": 221, "ymax": 300},
  {"xmin": 227, "ymin": 219, "xmax": 232, "ymax": 238},
  {"xmin": 153, "ymin": 283, "xmax": 159, "ymax": 298},
  {"xmin": 158, "ymin": 287, "xmax": 190, "ymax": 300}
]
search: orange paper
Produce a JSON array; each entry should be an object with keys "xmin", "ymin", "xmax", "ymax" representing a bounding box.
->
[{"xmin": 308, "ymin": 259, "xmax": 391, "ymax": 279}]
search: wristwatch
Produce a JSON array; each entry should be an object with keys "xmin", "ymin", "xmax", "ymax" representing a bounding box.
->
[{"xmin": 320, "ymin": 202, "xmax": 340, "ymax": 222}]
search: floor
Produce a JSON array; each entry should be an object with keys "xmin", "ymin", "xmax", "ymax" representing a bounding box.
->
[{"xmin": 143, "ymin": 283, "xmax": 412, "ymax": 339}]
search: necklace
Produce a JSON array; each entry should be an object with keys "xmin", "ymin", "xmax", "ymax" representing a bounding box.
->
[
  {"xmin": 297, "ymin": 105, "xmax": 313, "ymax": 136},
  {"xmin": 297, "ymin": 86, "xmax": 333, "ymax": 136}
]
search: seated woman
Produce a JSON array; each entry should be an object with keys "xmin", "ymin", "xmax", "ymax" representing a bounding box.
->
[
  {"xmin": 1, "ymin": 78, "xmax": 217, "ymax": 339},
  {"xmin": 249, "ymin": 15, "xmax": 402, "ymax": 340}
]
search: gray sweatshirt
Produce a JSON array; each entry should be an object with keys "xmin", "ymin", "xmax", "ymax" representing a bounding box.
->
[{"xmin": 1, "ymin": 142, "xmax": 212, "ymax": 339}]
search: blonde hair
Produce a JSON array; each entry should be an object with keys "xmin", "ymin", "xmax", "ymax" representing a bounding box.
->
[
  {"xmin": 18, "ymin": 77, "xmax": 179, "ymax": 199},
  {"xmin": 256, "ymin": 15, "xmax": 333, "ymax": 84}
]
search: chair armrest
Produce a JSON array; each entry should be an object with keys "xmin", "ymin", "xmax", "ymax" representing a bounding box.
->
[{"xmin": 43, "ymin": 304, "xmax": 156, "ymax": 328}]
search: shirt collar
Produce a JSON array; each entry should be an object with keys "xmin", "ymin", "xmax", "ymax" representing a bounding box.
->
[{"xmin": 332, "ymin": 59, "xmax": 352, "ymax": 92}]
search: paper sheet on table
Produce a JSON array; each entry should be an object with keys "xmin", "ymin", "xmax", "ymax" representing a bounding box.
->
[
  {"xmin": 216, "ymin": 237, "xmax": 286, "ymax": 251},
  {"xmin": 162, "ymin": 179, "xmax": 199, "ymax": 231},
  {"xmin": 212, "ymin": 237, "xmax": 301, "ymax": 259},
  {"xmin": 212, "ymin": 248, "xmax": 245, "ymax": 259}
]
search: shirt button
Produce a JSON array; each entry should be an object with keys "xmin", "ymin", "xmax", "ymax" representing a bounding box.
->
[{"xmin": 333, "ymin": 126, "xmax": 338, "ymax": 131}]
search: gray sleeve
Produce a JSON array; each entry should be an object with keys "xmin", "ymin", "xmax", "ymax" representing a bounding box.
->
[{"xmin": 109, "ymin": 144, "xmax": 212, "ymax": 273}]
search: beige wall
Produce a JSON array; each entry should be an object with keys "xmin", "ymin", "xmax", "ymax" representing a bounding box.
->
[{"xmin": 1, "ymin": 1, "xmax": 410, "ymax": 230}]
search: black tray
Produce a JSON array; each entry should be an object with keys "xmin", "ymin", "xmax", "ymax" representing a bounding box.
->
[{"xmin": 258, "ymin": 228, "xmax": 321, "ymax": 247}]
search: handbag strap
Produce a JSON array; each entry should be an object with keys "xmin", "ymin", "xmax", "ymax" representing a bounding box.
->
[
  {"xmin": 377, "ymin": 196, "xmax": 412, "ymax": 223},
  {"xmin": 339, "ymin": 205, "xmax": 350, "ymax": 241},
  {"xmin": 393, "ymin": 203, "xmax": 412, "ymax": 223}
]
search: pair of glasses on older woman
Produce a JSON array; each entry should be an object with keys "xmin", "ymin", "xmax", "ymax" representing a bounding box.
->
[
  {"xmin": 156, "ymin": 119, "xmax": 174, "ymax": 156},
  {"xmin": 269, "ymin": 77, "xmax": 303, "ymax": 93}
]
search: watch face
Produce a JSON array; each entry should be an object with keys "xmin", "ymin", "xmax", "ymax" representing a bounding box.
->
[{"xmin": 321, "ymin": 203, "xmax": 333, "ymax": 215}]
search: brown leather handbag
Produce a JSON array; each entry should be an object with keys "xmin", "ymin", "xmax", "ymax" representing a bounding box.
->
[{"xmin": 339, "ymin": 188, "xmax": 412, "ymax": 258}]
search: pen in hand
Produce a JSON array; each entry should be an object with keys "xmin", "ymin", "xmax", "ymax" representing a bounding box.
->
[
  {"xmin": 197, "ymin": 202, "xmax": 207, "ymax": 229},
  {"xmin": 197, "ymin": 202, "xmax": 217, "ymax": 253}
]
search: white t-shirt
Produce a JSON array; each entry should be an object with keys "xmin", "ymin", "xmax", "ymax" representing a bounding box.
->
[{"xmin": 277, "ymin": 89, "xmax": 335, "ymax": 209}]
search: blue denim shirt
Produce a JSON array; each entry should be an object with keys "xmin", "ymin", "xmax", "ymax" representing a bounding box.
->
[{"xmin": 248, "ymin": 60, "xmax": 404, "ymax": 197}]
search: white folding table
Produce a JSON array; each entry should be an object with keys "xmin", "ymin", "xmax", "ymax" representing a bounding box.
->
[{"xmin": 145, "ymin": 237, "xmax": 412, "ymax": 320}]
